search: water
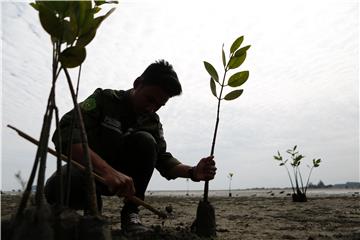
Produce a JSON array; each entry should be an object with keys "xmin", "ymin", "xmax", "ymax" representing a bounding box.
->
[{"xmin": 146, "ymin": 188, "xmax": 360, "ymax": 197}]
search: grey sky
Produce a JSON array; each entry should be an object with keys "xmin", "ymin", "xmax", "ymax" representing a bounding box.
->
[{"xmin": 1, "ymin": 0, "xmax": 359, "ymax": 191}]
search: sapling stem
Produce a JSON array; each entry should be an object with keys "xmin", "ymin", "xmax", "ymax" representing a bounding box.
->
[
  {"xmin": 284, "ymin": 164, "xmax": 295, "ymax": 194},
  {"xmin": 304, "ymin": 167, "xmax": 314, "ymax": 194},
  {"xmin": 204, "ymin": 67, "xmax": 228, "ymax": 202},
  {"xmin": 63, "ymin": 67, "xmax": 99, "ymax": 216}
]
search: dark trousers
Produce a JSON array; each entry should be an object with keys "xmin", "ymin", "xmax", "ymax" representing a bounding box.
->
[{"xmin": 44, "ymin": 131, "xmax": 157, "ymax": 215}]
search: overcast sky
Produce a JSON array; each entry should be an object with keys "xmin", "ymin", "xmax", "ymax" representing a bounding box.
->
[{"xmin": 1, "ymin": 0, "xmax": 359, "ymax": 191}]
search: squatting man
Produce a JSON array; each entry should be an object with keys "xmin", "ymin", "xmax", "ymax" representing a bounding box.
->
[{"xmin": 45, "ymin": 60, "xmax": 217, "ymax": 235}]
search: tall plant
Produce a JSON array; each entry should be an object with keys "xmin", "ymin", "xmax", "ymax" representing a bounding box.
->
[
  {"xmin": 273, "ymin": 145, "xmax": 321, "ymax": 202},
  {"xmin": 193, "ymin": 36, "xmax": 251, "ymax": 237},
  {"xmin": 15, "ymin": 0, "xmax": 117, "ymax": 220},
  {"xmin": 203, "ymin": 36, "xmax": 251, "ymax": 201}
]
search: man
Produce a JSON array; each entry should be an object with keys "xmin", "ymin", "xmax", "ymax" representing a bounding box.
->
[{"xmin": 45, "ymin": 60, "xmax": 216, "ymax": 235}]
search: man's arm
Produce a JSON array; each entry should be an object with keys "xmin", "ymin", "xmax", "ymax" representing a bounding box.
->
[
  {"xmin": 168, "ymin": 156, "xmax": 216, "ymax": 181},
  {"xmin": 71, "ymin": 143, "xmax": 135, "ymax": 197}
]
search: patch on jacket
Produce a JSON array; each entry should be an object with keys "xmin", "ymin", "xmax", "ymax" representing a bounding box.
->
[
  {"xmin": 101, "ymin": 116, "xmax": 122, "ymax": 134},
  {"xmin": 81, "ymin": 97, "xmax": 96, "ymax": 111}
]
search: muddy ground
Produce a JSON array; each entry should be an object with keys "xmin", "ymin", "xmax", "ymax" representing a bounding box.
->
[{"xmin": 1, "ymin": 192, "xmax": 360, "ymax": 239}]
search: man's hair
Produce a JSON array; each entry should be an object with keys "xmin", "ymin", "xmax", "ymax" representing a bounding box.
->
[{"xmin": 139, "ymin": 60, "xmax": 182, "ymax": 97}]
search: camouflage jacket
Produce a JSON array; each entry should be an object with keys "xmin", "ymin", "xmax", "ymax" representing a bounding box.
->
[{"xmin": 52, "ymin": 88, "xmax": 181, "ymax": 180}]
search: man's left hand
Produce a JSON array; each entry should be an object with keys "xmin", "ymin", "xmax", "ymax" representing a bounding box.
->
[{"xmin": 194, "ymin": 156, "xmax": 216, "ymax": 181}]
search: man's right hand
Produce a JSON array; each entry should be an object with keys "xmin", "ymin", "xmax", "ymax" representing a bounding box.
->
[
  {"xmin": 103, "ymin": 169, "xmax": 136, "ymax": 197},
  {"xmin": 71, "ymin": 143, "xmax": 136, "ymax": 198}
]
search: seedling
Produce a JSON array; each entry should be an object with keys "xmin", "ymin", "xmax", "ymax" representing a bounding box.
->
[
  {"xmin": 14, "ymin": 171, "xmax": 27, "ymax": 192},
  {"xmin": 228, "ymin": 173, "xmax": 234, "ymax": 197},
  {"xmin": 273, "ymin": 145, "xmax": 321, "ymax": 202},
  {"xmin": 192, "ymin": 36, "xmax": 251, "ymax": 237},
  {"xmin": 3, "ymin": 2, "xmax": 117, "ymax": 240}
]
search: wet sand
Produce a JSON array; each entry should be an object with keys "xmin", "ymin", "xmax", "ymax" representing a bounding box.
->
[{"xmin": 1, "ymin": 190, "xmax": 360, "ymax": 239}]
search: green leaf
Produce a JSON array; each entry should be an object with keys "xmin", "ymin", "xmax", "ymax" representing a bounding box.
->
[
  {"xmin": 95, "ymin": 0, "xmax": 119, "ymax": 6},
  {"xmin": 230, "ymin": 36, "xmax": 244, "ymax": 54},
  {"xmin": 95, "ymin": 0, "xmax": 106, "ymax": 5},
  {"xmin": 38, "ymin": 4, "xmax": 63, "ymax": 39},
  {"xmin": 222, "ymin": 44, "xmax": 226, "ymax": 68},
  {"xmin": 293, "ymin": 145, "xmax": 297, "ymax": 151},
  {"xmin": 76, "ymin": 16, "xmax": 102, "ymax": 47},
  {"xmin": 224, "ymin": 89, "xmax": 243, "ymax": 101},
  {"xmin": 234, "ymin": 45, "xmax": 251, "ymax": 57},
  {"xmin": 228, "ymin": 71, "xmax": 249, "ymax": 87},
  {"xmin": 30, "ymin": 2, "xmax": 39, "ymax": 11},
  {"xmin": 40, "ymin": 1, "xmax": 69, "ymax": 16},
  {"xmin": 204, "ymin": 61, "xmax": 219, "ymax": 82},
  {"xmin": 228, "ymin": 53, "xmax": 246, "ymax": 69},
  {"xmin": 78, "ymin": 1, "xmax": 93, "ymax": 28},
  {"xmin": 210, "ymin": 78, "xmax": 217, "ymax": 98},
  {"xmin": 59, "ymin": 46, "xmax": 86, "ymax": 68},
  {"xmin": 99, "ymin": 7, "xmax": 116, "ymax": 23},
  {"xmin": 92, "ymin": 6, "xmax": 102, "ymax": 14},
  {"xmin": 63, "ymin": 20, "xmax": 77, "ymax": 44},
  {"xmin": 280, "ymin": 163, "xmax": 285, "ymax": 166},
  {"xmin": 80, "ymin": 7, "xmax": 115, "ymax": 35},
  {"xmin": 76, "ymin": 29, "xmax": 97, "ymax": 47}
]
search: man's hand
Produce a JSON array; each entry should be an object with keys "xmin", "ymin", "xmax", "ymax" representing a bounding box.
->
[
  {"xmin": 194, "ymin": 156, "xmax": 216, "ymax": 181},
  {"xmin": 71, "ymin": 143, "xmax": 136, "ymax": 197},
  {"xmin": 103, "ymin": 169, "xmax": 136, "ymax": 197}
]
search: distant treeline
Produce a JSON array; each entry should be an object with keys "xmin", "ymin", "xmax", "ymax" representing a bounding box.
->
[{"xmin": 308, "ymin": 181, "xmax": 360, "ymax": 189}]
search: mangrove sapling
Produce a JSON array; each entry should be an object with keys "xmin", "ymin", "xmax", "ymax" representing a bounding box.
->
[
  {"xmin": 273, "ymin": 145, "xmax": 321, "ymax": 202},
  {"xmin": 14, "ymin": 171, "xmax": 27, "ymax": 191},
  {"xmin": 192, "ymin": 36, "xmax": 251, "ymax": 237},
  {"xmin": 228, "ymin": 173, "xmax": 234, "ymax": 197},
  {"xmin": 2, "ymin": 2, "xmax": 117, "ymax": 240}
]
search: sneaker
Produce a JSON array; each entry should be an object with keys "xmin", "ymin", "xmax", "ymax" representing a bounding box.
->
[{"xmin": 121, "ymin": 212, "xmax": 152, "ymax": 236}]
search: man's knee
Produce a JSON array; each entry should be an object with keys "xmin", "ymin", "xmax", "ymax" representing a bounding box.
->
[
  {"xmin": 130, "ymin": 131, "xmax": 156, "ymax": 147},
  {"xmin": 124, "ymin": 131, "xmax": 157, "ymax": 167}
]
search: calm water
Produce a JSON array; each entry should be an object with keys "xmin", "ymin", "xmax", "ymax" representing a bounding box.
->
[{"xmin": 146, "ymin": 188, "xmax": 360, "ymax": 197}]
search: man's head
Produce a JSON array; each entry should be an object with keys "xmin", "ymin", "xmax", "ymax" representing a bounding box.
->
[{"xmin": 131, "ymin": 60, "xmax": 182, "ymax": 114}]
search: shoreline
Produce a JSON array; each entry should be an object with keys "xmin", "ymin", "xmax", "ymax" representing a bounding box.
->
[
  {"xmin": 145, "ymin": 188, "xmax": 359, "ymax": 197},
  {"xmin": 2, "ymin": 187, "xmax": 359, "ymax": 197}
]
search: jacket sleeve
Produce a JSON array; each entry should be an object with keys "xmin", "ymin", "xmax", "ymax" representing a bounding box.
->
[
  {"xmin": 155, "ymin": 122, "xmax": 181, "ymax": 180},
  {"xmin": 52, "ymin": 88, "xmax": 103, "ymax": 153}
]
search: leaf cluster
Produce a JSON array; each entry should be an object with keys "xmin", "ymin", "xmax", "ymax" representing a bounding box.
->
[
  {"xmin": 273, "ymin": 145, "xmax": 322, "ymax": 194},
  {"xmin": 30, "ymin": 0, "xmax": 117, "ymax": 68},
  {"xmin": 204, "ymin": 36, "xmax": 251, "ymax": 101}
]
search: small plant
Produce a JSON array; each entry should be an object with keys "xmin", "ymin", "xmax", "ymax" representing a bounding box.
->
[
  {"xmin": 202, "ymin": 36, "xmax": 250, "ymax": 202},
  {"xmin": 14, "ymin": 171, "xmax": 26, "ymax": 191},
  {"xmin": 186, "ymin": 178, "xmax": 189, "ymax": 196},
  {"xmin": 273, "ymin": 145, "xmax": 321, "ymax": 202},
  {"xmin": 227, "ymin": 173, "xmax": 234, "ymax": 197},
  {"xmin": 192, "ymin": 36, "xmax": 251, "ymax": 237}
]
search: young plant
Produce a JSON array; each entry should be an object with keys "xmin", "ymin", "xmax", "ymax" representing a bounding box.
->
[
  {"xmin": 273, "ymin": 145, "xmax": 321, "ymax": 202},
  {"xmin": 192, "ymin": 36, "xmax": 251, "ymax": 237},
  {"xmin": 186, "ymin": 178, "xmax": 190, "ymax": 196},
  {"xmin": 14, "ymin": 171, "xmax": 27, "ymax": 191},
  {"xmin": 28, "ymin": 0, "xmax": 117, "ymax": 215},
  {"xmin": 7, "ymin": 3, "xmax": 117, "ymax": 238},
  {"xmin": 227, "ymin": 173, "xmax": 234, "ymax": 197},
  {"xmin": 203, "ymin": 35, "xmax": 250, "ymax": 201}
]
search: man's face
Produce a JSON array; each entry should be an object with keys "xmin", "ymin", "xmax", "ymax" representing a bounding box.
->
[{"xmin": 131, "ymin": 84, "xmax": 170, "ymax": 114}]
